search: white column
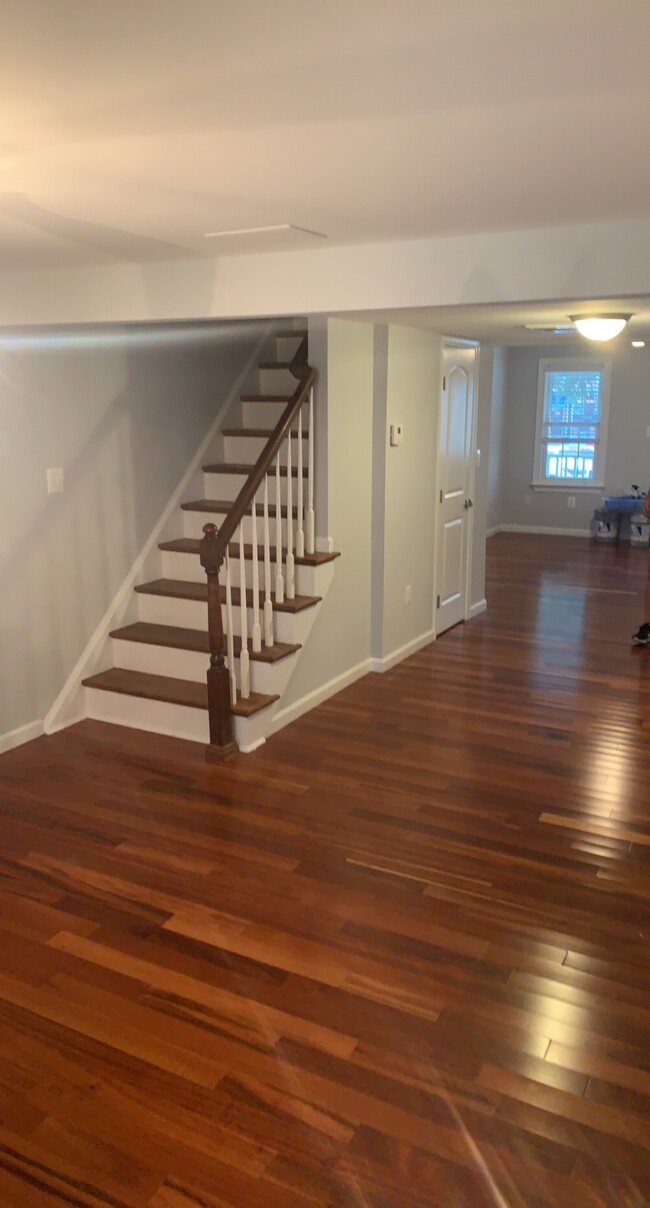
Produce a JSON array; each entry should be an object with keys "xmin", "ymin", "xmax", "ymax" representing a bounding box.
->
[
  {"xmin": 263, "ymin": 474, "xmax": 274, "ymax": 647},
  {"xmin": 250, "ymin": 491, "xmax": 262, "ymax": 653},
  {"xmin": 306, "ymin": 386, "xmax": 315, "ymax": 555},
  {"xmin": 274, "ymin": 452, "xmax": 285, "ymax": 604},
  {"xmin": 238, "ymin": 524, "xmax": 250, "ymax": 699},
  {"xmin": 224, "ymin": 549, "xmax": 237, "ymax": 707},
  {"xmin": 286, "ymin": 431, "xmax": 295, "ymax": 599},
  {"xmin": 296, "ymin": 405, "xmax": 305, "ymax": 559}
]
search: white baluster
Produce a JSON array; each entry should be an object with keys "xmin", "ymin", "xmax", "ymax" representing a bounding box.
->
[
  {"xmin": 263, "ymin": 474, "xmax": 274, "ymax": 647},
  {"xmin": 250, "ymin": 491, "xmax": 262, "ymax": 653},
  {"xmin": 286, "ymin": 431, "xmax": 295, "ymax": 600},
  {"xmin": 224, "ymin": 549, "xmax": 237, "ymax": 707},
  {"xmin": 239, "ymin": 524, "xmax": 250, "ymax": 699},
  {"xmin": 306, "ymin": 386, "xmax": 315, "ymax": 555},
  {"xmin": 296, "ymin": 405, "xmax": 305, "ymax": 559},
  {"xmin": 275, "ymin": 453, "xmax": 285, "ymax": 604}
]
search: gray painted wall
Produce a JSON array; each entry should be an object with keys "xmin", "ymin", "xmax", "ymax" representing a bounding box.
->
[
  {"xmin": 496, "ymin": 342, "xmax": 650, "ymax": 533},
  {"xmin": 280, "ymin": 318, "xmax": 375, "ymax": 709},
  {"xmin": 487, "ymin": 346, "xmax": 507, "ymax": 533},
  {"xmin": 0, "ymin": 321, "xmax": 265, "ymax": 737},
  {"xmin": 470, "ymin": 344, "xmax": 493, "ymax": 607},
  {"xmin": 381, "ymin": 324, "xmax": 441, "ymax": 653}
]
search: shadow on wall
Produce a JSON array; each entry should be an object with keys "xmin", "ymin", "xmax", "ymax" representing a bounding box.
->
[{"xmin": 0, "ymin": 322, "xmax": 261, "ymax": 734}]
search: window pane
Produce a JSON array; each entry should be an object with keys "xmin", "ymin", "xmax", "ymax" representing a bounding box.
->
[
  {"xmin": 543, "ymin": 369, "xmax": 601, "ymax": 433},
  {"xmin": 542, "ymin": 369, "xmax": 601, "ymax": 481},
  {"xmin": 545, "ymin": 440, "xmax": 595, "ymax": 480}
]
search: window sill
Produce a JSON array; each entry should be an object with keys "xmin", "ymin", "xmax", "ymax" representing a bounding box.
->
[{"xmin": 530, "ymin": 483, "xmax": 604, "ymax": 493}]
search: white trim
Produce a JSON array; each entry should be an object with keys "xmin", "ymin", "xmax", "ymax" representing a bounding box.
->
[
  {"xmin": 238, "ymin": 736, "xmax": 267, "ymax": 755},
  {"xmin": 269, "ymin": 657, "xmax": 373, "ymax": 734},
  {"xmin": 315, "ymin": 535, "xmax": 334, "ymax": 554},
  {"xmin": 469, "ymin": 598, "xmax": 487, "ymax": 618},
  {"xmin": 486, "ymin": 525, "xmax": 502, "ymax": 538},
  {"xmin": 45, "ymin": 712, "xmax": 87, "ymax": 736},
  {"xmin": 43, "ymin": 325, "xmax": 274, "ymax": 736},
  {"xmin": 531, "ymin": 483, "xmax": 603, "ymax": 493},
  {"xmin": 370, "ymin": 628, "xmax": 435, "ymax": 673},
  {"xmin": 0, "ymin": 719, "xmax": 44, "ymax": 755},
  {"xmin": 500, "ymin": 523, "xmax": 591, "ymax": 537},
  {"xmin": 533, "ymin": 356, "xmax": 611, "ymax": 489}
]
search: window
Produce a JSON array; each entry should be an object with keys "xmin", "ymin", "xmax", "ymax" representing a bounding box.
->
[{"xmin": 533, "ymin": 358, "xmax": 610, "ymax": 488}]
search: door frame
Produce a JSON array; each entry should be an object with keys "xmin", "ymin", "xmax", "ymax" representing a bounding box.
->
[{"xmin": 433, "ymin": 337, "xmax": 480, "ymax": 636}]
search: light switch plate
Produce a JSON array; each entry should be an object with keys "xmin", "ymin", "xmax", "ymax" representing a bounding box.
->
[
  {"xmin": 389, "ymin": 423, "xmax": 403, "ymax": 447},
  {"xmin": 47, "ymin": 468, "xmax": 64, "ymax": 494}
]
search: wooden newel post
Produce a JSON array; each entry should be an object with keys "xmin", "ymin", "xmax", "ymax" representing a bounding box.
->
[{"xmin": 199, "ymin": 523, "xmax": 238, "ymax": 762}]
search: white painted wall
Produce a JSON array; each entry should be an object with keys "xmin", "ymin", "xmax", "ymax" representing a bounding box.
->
[
  {"xmin": 3, "ymin": 218, "xmax": 650, "ymax": 328},
  {"xmin": 499, "ymin": 342, "xmax": 650, "ymax": 533},
  {"xmin": 0, "ymin": 321, "xmax": 266, "ymax": 742},
  {"xmin": 487, "ymin": 346, "xmax": 507, "ymax": 533}
]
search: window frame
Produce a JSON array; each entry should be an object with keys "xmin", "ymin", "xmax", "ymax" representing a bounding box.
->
[{"xmin": 532, "ymin": 356, "xmax": 611, "ymax": 490}]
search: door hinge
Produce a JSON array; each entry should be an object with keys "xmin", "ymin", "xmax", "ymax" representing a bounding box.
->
[
  {"xmin": 439, "ymin": 489, "xmax": 443, "ymax": 503},
  {"xmin": 436, "ymin": 595, "xmax": 441, "ymax": 609},
  {"xmin": 443, "ymin": 376, "xmax": 447, "ymax": 390}
]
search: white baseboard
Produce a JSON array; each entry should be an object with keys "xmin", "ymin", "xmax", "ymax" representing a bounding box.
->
[
  {"xmin": 469, "ymin": 598, "xmax": 487, "ymax": 618},
  {"xmin": 500, "ymin": 524, "xmax": 591, "ymax": 538},
  {"xmin": 269, "ymin": 657, "xmax": 373, "ymax": 735},
  {"xmin": 0, "ymin": 719, "xmax": 44, "ymax": 756},
  {"xmin": 43, "ymin": 326, "xmax": 274, "ymax": 737},
  {"xmin": 486, "ymin": 525, "xmax": 502, "ymax": 538},
  {"xmin": 370, "ymin": 628, "xmax": 435, "ymax": 674}
]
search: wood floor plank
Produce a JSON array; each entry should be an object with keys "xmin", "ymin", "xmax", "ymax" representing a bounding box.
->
[{"xmin": 0, "ymin": 533, "xmax": 649, "ymax": 1204}]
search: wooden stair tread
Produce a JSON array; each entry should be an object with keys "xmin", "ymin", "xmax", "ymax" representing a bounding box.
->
[
  {"xmin": 181, "ymin": 498, "xmax": 298, "ymax": 519},
  {"xmin": 202, "ymin": 462, "xmax": 307, "ymax": 478},
  {"xmin": 83, "ymin": 668, "xmax": 278, "ymax": 718},
  {"xmin": 110, "ymin": 622, "xmax": 300, "ymax": 663},
  {"xmin": 222, "ymin": 428, "xmax": 305, "ymax": 439},
  {"xmin": 135, "ymin": 578, "xmax": 321, "ymax": 613},
  {"xmin": 240, "ymin": 393, "xmax": 293, "ymax": 403},
  {"xmin": 159, "ymin": 536, "xmax": 340, "ymax": 566}
]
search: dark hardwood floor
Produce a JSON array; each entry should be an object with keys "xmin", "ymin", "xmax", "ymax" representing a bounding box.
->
[{"xmin": 1, "ymin": 532, "xmax": 650, "ymax": 1206}]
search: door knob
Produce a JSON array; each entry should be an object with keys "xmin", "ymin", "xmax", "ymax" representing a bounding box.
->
[{"xmin": 464, "ymin": 499, "xmax": 470, "ymax": 509}]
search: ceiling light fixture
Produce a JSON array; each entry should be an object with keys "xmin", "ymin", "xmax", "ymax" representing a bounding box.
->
[
  {"xmin": 570, "ymin": 314, "xmax": 631, "ymax": 341},
  {"xmin": 632, "ymin": 340, "xmax": 646, "ymax": 348}
]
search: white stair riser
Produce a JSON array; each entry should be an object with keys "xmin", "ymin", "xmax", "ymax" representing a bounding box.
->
[
  {"xmin": 111, "ymin": 637, "xmax": 294, "ymax": 696},
  {"xmin": 203, "ymin": 471, "xmax": 305, "ymax": 505},
  {"xmin": 224, "ymin": 434, "xmax": 308, "ymax": 462},
  {"xmin": 259, "ymin": 368, "xmax": 298, "ymax": 394},
  {"xmin": 161, "ymin": 550, "xmax": 321, "ymax": 595},
  {"xmin": 85, "ymin": 686, "xmax": 272, "ymax": 754},
  {"xmin": 183, "ymin": 509, "xmax": 292, "ymax": 546},
  {"xmin": 86, "ymin": 686, "xmax": 209, "ymax": 744},
  {"xmin": 137, "ymin": 590, "xmax": 303, "ymax": 645},
  {"xmin": 242, "ymin": 401, "xmax": 287, "ymax": 427}
]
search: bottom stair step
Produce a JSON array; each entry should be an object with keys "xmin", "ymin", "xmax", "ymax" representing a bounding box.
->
[{"xmin": 82, "ymin": 668, "xmax": 278, "ymax": 718}]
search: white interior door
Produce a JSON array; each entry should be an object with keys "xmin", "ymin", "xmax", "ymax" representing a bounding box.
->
[{"xmin": 435, "ymin": 343, "xmax": 476, "ymax": 635}]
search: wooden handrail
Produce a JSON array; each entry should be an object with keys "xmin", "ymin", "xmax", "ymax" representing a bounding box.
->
[{"xmin": 199, "ymin": 334, "xmax": 316, "ymax": 760}]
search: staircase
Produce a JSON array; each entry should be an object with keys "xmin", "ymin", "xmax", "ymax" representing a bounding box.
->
[{"xmin": 82, "ymin": 327, "xmax": 338, "ymax": 754}]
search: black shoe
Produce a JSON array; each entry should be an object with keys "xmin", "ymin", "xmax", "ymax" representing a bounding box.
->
[{"xmin": 632, "ymin": 623, "xmax": 650, "ymax": 646}]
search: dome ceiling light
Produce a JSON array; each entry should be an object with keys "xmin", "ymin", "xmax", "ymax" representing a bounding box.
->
[{"xmin": 569, "ymin": 314, "xmax": 632, "ymax": 342}]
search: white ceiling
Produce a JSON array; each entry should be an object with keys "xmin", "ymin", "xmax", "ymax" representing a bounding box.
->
[
  {"xmin": 2, "ymin": 0, "xmax": 650, "ymax": 269},
  {"xmin": 343, "ymin": 298, "xmax": 650, "ymax": 345}
]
